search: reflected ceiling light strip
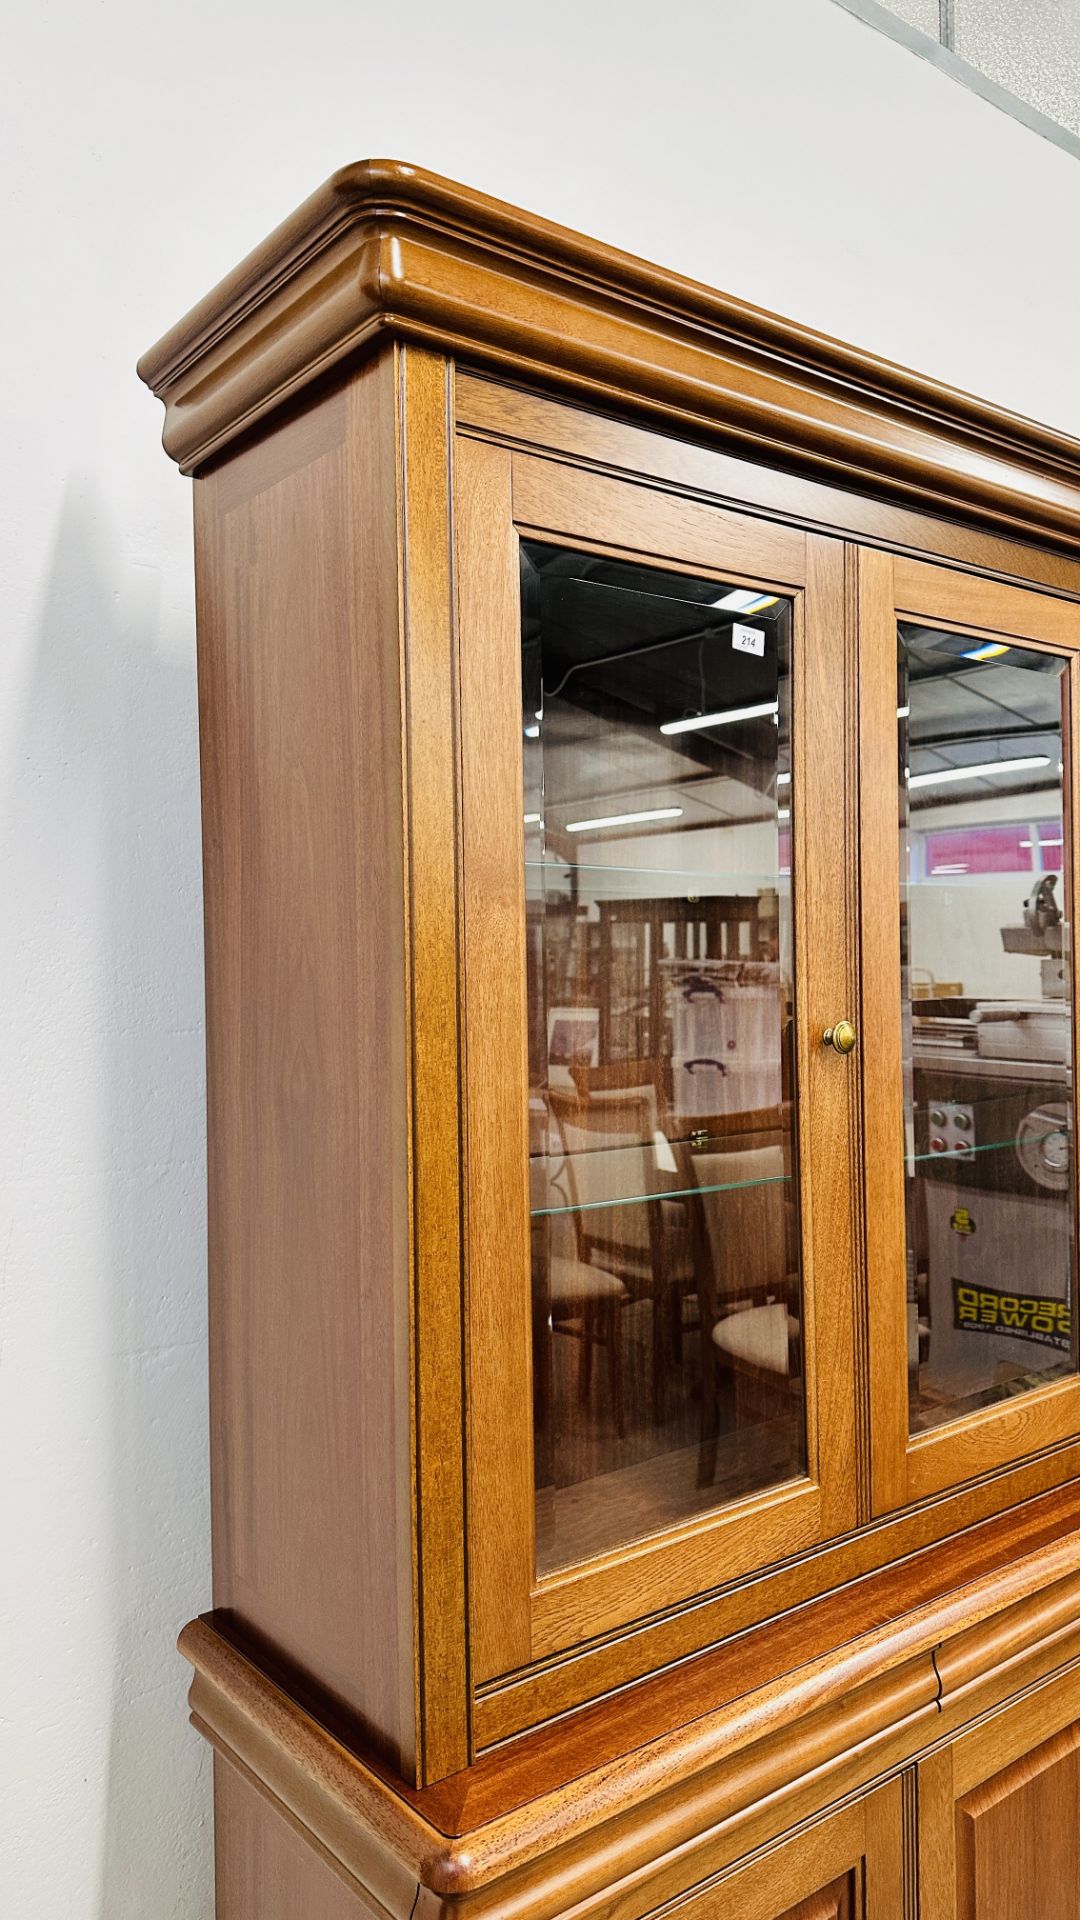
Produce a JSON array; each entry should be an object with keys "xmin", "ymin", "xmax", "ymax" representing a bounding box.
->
[
  {"xmin": 523, "ymin": 813, "xmax": 543, "ymax": 826},
  {"xmin": 565, "ymin": 806, "xmax": 684, "ymax": 834},
  {"xmin": 897, "ymin": 704, "xmax": 910, "ymax": 719},
  {"xmin": 908, "ymin": 754, "xmax": 1050, "ymax": 790},
  {"xmin": 962, "ymin": 642, "xmax": 1009, "ymax": 661},
  {"xmin": 777, "ymin": 771, "xmax": 791, "ymax": 786},
  {"xmin": 660, "ymin": 700, "xmax": 779, "ymax": 736},
  {"xmin": 711, "ymin": 589, "xmax": 780, "ymax": 614}
]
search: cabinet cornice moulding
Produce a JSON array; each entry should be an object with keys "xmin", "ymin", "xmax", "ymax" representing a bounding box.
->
[
  {"xmin": 139, "ymin": 160, "xmax": 1080, "ymax": 550},
  {"xmin": 180, "ymin": 1511, "xmax": 1080, "ymax": 1919}
]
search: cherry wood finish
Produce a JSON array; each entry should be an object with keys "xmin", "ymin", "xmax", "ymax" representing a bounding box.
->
[
  {"xmin": 139, "ymin": 162, "xmax": 1080, "ymax": 1914},
  {"xmin": 859, "ymin": 551, "xmax": 1080, "ymax": 1517},
  {"xmin": 920, "ymin": 1659, "xmax": 1080, "ymax": 1918},
  {"xmin": 177, "ymin": 1477, "xmax": 1080, "ymax": 1920},
  {"xmin": 215, "ymin": 1759, "xmax": 379, "ymax": 1920},
  {"xmin": 460, "ymin": 443, "xmax": 860, "ymax": 1674},
  {"xmin": 956, "ymin": 1725, "xmax": 1080, "ymax": 1920},
  {"xmin": 196, "ymin": 365, "xmax": 418, "ymax": 1776},
  {"xmin": 194, "ymin": 341, "xmax": 471, "ymax": 1786},
  {"xmin": 139, "ymin": 162, "xmax": 1080, "ymax": 558}
]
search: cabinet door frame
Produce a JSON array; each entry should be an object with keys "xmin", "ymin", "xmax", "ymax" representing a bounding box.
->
[
  {"xmin": 919, "ymin": 1659, "xmax": 1080, "ymax": 1920},
  {"xmin": 457, "ymin": 437, "xmax": 861, "ymax": 1683},
  {"xmin": 858, "ymin": 550, "xmax": 1080, "ymax": 1514},
  {"xmin": 660, "ymin": 1779, "xmax": 906, "ymax": 1920}
]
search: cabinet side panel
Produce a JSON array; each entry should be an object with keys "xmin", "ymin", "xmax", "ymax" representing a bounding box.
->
[
  {"xmin": 196, "ymin": 362, "xmax": 415, "ymax": 1772},
  {"xmin": 214, "ymin": 1757, "xmax": 388, "ymax": 1920}
]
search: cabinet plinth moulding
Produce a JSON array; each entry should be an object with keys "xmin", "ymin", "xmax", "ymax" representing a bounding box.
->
[{"xmin": 141, "ymin": 161, "xmax": 1080, "ymax": 1918}]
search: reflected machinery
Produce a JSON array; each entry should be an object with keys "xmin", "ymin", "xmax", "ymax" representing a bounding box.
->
[{"xmin": 908, "ymin": 874, "xmax": 1075, "ymax": 1421}]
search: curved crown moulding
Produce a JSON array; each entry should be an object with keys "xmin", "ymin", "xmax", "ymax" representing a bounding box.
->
[{"xmin": 139, "ymin": 159, "xmax": 1080, "ymax": 552}]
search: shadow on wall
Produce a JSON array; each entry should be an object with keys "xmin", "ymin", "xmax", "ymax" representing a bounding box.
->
[{"xmin": 4, "ymin": 480, "xmax": 213, "ymax": 1918}]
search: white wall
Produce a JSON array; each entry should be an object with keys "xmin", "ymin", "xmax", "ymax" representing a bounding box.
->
[{"xmin": 4, "ymin": 2, "xmax": 1080, "ymax": 1913}]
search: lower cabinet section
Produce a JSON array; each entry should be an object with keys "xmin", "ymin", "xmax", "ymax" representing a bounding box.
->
[
  {"xmin": 202, "ymin": 1628, "xmax": 1080, "ymax": 1920},
  {"xmin": 659, "ymin": 1783, "xmax": 906, "ymax": 1920},
  {"xmin": 215, "ymin": 1760, "xmax": 377, "ymax": 1920},
  {"xmin": 920, "ymin": 1666, "xmax": 1080, "ymax": 1919}
]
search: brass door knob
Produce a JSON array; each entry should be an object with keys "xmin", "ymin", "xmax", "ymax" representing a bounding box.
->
[{"xmin": 823, "ymin": 1019, "xmax": 857, "ymax": 1054}]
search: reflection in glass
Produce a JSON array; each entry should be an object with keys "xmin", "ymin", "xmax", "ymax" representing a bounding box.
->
[
  {"xmin": 900, "ymin": 623, "xmax": 1077, "ymax": 1435},
  {"xmin": 521, "ymin": 543, "xmax": 805, "ymax": 1576}
]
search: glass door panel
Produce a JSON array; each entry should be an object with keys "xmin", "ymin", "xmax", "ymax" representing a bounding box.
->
[
  {"xmin": 519, "ymin": 542, "xmax": 805, "ymax": 1576},
  {"xmin": 899, "ymin": 622, "xmax": 1077, "ymax": 1436},
  {"xmin": 861, "ymin": 550, "xmax": 1080, "ymax": 1515}
]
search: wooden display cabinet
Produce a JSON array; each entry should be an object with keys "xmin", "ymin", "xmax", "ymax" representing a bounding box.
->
[{"xmin": 140, "ymin": 162, "xmax": 1080, "ymax": 1917}]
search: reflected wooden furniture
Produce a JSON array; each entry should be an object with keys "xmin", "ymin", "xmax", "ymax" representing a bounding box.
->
[
  {"xmin": 139, "ymin": 161, "xmax": 1080, "ymax": 1917},
  {"xmin": 548, "ymin": 1060, "xmax": 691, "ymax": 1411},
  {"xmin": 685, "ymin": 1139, "xmax": 802, "ymax": 1485}
]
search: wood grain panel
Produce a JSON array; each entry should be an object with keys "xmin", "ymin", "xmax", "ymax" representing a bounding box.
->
[
  {"xmin": 854, "ymin": 547, "xmax": 908, "ymax": 1518},
  {"xmin": 398, "ymin": 345, "xmax": 471, "ymax": 1780},
  {"xmin": 861, "ymin": 550, "xmax": 1080, "ymax": 1516},
  {"xmin": 780, "ymin": 1880, "xmax": 854, "ymax": 1920},
  {"xmin": 215, "ymin": 1756, "xmax": 385, "ymax": 1920},
  {"xmin": 918, "ymin": 1747, "xmax": 957, "ymax": 1920},
  {"xmin": 956, "ymin": 1721, "xmax": 1080, "ymax": 1920},
  {"xmin": 512, "ymin": 451, "xmax": 806, "ymax": 586},
  {"xmin": 455, "ymin": 433, "xmax": 536, "ymax": 1680},
  {"xmin": 198, "ymin": 360, "xmax": 416, "ymax": 1774},
  {"xmin": 458, "ymin": 448, "xmax": 863, "ymax": 1676},
  {"xmin": 139, "ymin": 162, "xmax": 1080, "ymax": 561},
  {"xmin": 796, "ymin": 534, "xmax": 861, "ymax": 1535},
  {"xmin": 476, "ymin": 1448, "xmax": 1080, "ymax": 1743},
  {"xmin": 894, "ymin": 556, "xmax": 1080, "ymax": 651},
  {"xmin": 456, "ymin": 375, "xmax": 1080, "ymax": 600}
]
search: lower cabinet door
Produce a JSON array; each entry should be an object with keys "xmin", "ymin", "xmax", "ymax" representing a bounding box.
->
[
  {"xmin": 655, "ymin": 1782, "xmax": 906, "ymax": 1920},
  {"xmin": 920, "ymin": 1672, "xmax": 1080, "ymax": 1920}
]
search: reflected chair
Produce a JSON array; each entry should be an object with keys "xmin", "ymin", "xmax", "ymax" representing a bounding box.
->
[
  {"xmin": 684, "ymin": 1139, "xmax": 802, "ymax": 1487},
  {"xmin": 547, "ymin": 1060, "xmax": 693, "ymax": 1419},
  {"xmin": 530, "ymin": 1149, "xmax": 627, "ymax": 1443}
]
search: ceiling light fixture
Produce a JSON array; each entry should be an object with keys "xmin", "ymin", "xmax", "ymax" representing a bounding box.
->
[
  {"xmin": 908, "ymin": 754, "xmax": 1050, "ymax": 790},
  {"xmin": 660, "ymin": 700, "xmax": 779, "ymax": 736},
  {"xmin": 711, "ymin": 589, "xmax": 780, "ymax": 614},
  {"xmin": 565, "ymin": 806, "xmax": 684, "ymax": 834},
  {"xmin": 962, "ymin": 642, "xmax": 1009, "ymax": 661}
]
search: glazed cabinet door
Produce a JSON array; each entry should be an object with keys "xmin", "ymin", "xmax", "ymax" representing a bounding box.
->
[
  {"xmin": 919, "ymin": 1670, "xmax": 1080, "ymax": 1919},
  {"xmin": 456, "ymin": 438, "xmax": 860, "ymax": 1686},
  {"xmin": 858, "ymin": 553, "xmax": 1080, "ymax": 1513}
]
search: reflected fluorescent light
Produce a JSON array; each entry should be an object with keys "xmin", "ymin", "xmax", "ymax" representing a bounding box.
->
[
  {"xmin": 778, "ymin": 808, "xmax": 791, "ymax": 822},
  {"xmin": 711, "ymin": 589, "xmax": 780, "ymax": 614},
  {"xmin": 897, "ymin": 704, "xmax": 910, "ymax": 720},
  {"xmin": 932, "ymin": 863, "xmax": 969, "ymax": 874},
  {"xmin": 908, "ymin": 754, "xmax": 1050, "ymax": 790},
  {"xmin": 661, "ymin": 700, "xmax": 779, "ymax": 736},
  {"xmin": 524, "ymin": 724, "xmax": 540, "ymax": 739},
  {"xmin": 523, "ymin": 813, "xmax": 544, "ymax": 827},
  {"xmin": 777, "ymin": 771, "xmax": 791, "ymax": 786},
  {"xmin": 962, "ymin": 642, "xmax": 1009, "ymax": 661},
  {"xmin": 565, "ymin": 806, "xmax": 684, "ymax": 833}
]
